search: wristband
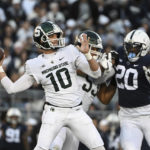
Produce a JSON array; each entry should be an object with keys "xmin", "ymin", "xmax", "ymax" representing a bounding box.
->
[
  {"xmin": 85, "ymin": 51, "xmax": 92, "ymax": 60},
  {"xmin": 0, "ymin": 66, "xmax": 4, "ymax": 72}
]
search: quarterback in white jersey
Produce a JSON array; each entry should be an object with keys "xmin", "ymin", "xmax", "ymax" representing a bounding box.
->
[
  {"xmin": 50, "ymin": 31, "xmax": 116, "ymax": 150},
  {"xmin": 0, "ymin": 21, "xmax": 106, "ymax": 150}
]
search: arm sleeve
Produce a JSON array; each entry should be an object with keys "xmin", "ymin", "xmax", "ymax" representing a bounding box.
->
[
  {"xmin": 1, "ymin": 61, "xmax": 35, "ymax": 94},
  {"xmin": 1, "ymin": 74, "xmax": 35, "ymax": 94}
]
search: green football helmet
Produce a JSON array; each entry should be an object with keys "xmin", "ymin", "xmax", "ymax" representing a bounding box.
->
[
  {"xmin": 76, "ymin": 30, "xmax": 103, "ymax": 59},
  {"xmin": 33, "ymin": 21, "xmax": 65, "ymax": 50}
]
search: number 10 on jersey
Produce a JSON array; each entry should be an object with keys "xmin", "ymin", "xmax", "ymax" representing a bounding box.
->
[{"xmin": 46, "ymin": 68, "xmax": 72, "ymax": 92}]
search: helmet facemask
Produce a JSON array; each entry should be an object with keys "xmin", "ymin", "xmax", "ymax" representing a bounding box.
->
[
  {"xmin": 40, "ymin": 27, "xmax": 65, "ymax": 50},
  {"xmin": 8, "ymin": 116, "xmax": 20, "ymax": 125},
  {"xmin": 124, "ymin": 42, "xmax": 144, "ymax": 62},
  {"xmin": 89, "ymin": 45, "xmax": 102, "ymax": 60}
]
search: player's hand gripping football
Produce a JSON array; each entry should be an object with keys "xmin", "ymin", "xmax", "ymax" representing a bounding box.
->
[
  {"xmin": 110, "ymin": 50, "xmax": 119, "ymax": 67},
  {"xmin": 143, "ymin": 66, "xmax": 150, "ymax": 83}
]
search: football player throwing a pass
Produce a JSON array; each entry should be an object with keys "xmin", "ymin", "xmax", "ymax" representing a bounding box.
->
[{"xmin": 0, "ymin": 21, "xmax": 106, "ymax": 150}]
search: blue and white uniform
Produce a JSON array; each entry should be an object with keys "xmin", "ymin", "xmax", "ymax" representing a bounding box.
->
[{"xmin": 115, "ymin": 46, "xmax": 150, "ymax": 150}]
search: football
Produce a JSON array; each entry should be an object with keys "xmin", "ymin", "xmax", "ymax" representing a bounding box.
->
[{"xmin": 0, "ymin": 48, "xmax": 4, "ymax": 61}]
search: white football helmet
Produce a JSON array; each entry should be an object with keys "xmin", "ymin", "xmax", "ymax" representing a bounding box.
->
[
  {"xmin": 6, "ymin": 108, "xmax": 22, "ymax": 125},
  {"xmin": 124, "ymin": 29, "xmax": 150, "ymax": 62}
]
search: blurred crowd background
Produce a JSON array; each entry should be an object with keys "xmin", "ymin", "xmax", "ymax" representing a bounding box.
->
[{"xmin": 0, "ymin": 0, "xmax": 150, "ymax": 149}]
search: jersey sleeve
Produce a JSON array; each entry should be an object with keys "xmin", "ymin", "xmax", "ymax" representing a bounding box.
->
[
  {"xmin": 1, "ymin": 60, "xmax": 36, "ymax": 94},
  {"xmin": 1, "ymin": 74, "xmax": 34, "ymax": 94},
  {"xmin": 25, "ymin": 60, "xmax": 40, "ymax": 84}
]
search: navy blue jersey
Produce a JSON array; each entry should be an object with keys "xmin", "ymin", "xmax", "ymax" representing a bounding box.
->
[
  {"xmin": 0, "ymin": 123, "xmax": 26, "ymax": 150},
  {"xmin": 115, "ymin": 46, "xmax": 150, "ymax": 108}
]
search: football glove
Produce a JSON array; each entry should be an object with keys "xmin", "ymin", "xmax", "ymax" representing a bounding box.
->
[
  {"xmin": 143, "ymin": 66, "xmax": 150, "ymax": 84},
  {"xmin": 99, "ymin": 52, "xmax": 113, "ymax": 72},
  {"xmin": 110, "ymin": 50, "xmax": 119, "ymax": 66}
]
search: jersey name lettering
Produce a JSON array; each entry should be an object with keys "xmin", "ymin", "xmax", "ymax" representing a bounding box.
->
[{"xmin": 42, "ymin": 61, "xmax": 69, "ymax": 74}]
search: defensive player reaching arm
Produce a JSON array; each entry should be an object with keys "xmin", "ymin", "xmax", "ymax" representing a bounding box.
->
[
  {"xmin": 97, "ymin": 50, "xmax": 119, "ymax": 105},
  {"xmin": 0, "ymin": 21, "xmax": 105, "ymax": 150},
  {"xmin": 97, "ymin": 77, "xmax": 117, "ymax": 105}
]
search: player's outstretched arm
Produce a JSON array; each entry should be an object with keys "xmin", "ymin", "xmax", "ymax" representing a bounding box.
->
[
  {"xmin": 0, "ymin": 54, "xmax": 35, "ymax": 94},
  {"xmin": 77, "ymin": 33, "xmax": 100, "ymax": 72},
  {"xmin": 97, "ymin": 77, "xmax": 117, "ymax": 105}
]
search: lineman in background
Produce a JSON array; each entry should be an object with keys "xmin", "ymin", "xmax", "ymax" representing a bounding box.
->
[
  {"xmin": 0, "ymin": 108, "xmax": 29, "ymax": 150},
  {"xmin": 0, "ymin": 21, "xmax": 105, "ymax": 150}
]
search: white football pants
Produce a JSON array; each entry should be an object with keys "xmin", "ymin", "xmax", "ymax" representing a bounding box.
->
[
  {"xmin": 119, "ymin": 114, "xmax": 150, "ymax": 150},
  {"xmin": 34, "ymin": 105, "xmax": 104, "ymax": 150},
  {"xmin": 50, "ymin": 127, "xmax": 79, "ymax": 150}
]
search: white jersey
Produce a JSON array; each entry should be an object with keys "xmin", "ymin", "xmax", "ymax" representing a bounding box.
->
[
  {"xmin": 25, "ymin": 45, "xmax": 101, "ymax": 107},
  {"xmin": 77, "ymin": 75, "xmax": 98, "ymax": 112},
  {"xmin": 78, "ymin": 68, "xmax": 115, "ymax": 112}
]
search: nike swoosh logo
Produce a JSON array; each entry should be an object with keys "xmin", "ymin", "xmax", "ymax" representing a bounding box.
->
[
  {"xmin": 133, "ymin": 64, "xmax": 139, "ymax": 67},
  {"xmin": 59, "ymin": 57, "xmax": 64, "ymax": 61}
]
